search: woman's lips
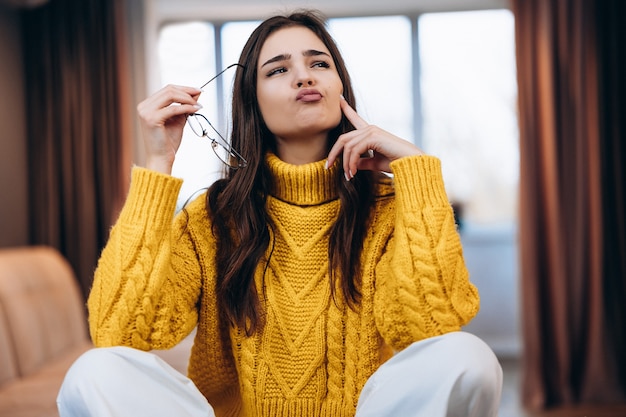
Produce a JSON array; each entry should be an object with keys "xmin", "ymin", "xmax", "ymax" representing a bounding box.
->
[{"xmin": 296, "ymin": 89, "xmax": 323, "ymax": 102}]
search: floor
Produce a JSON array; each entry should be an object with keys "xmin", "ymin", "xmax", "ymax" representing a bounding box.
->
[{"xmin": 498, "ymin": 358, "xmax": 626, "ymax": 417}]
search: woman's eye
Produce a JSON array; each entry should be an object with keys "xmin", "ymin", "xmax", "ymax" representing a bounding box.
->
[
  {"xmin": 312, "ymin": 61, "xmax": 331, "ymax": 69},
  {"xmin": 267, "ymin": 67, "xmax": 287, "ymax": 77}
]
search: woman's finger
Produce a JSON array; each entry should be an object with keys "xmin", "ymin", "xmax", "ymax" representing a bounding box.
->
[
  {"xmin": 326, "ymin": 98, "xmax": 368, "ymax": 169},
  {"xmin": 339, "ymin": 96, "xmax": 368, "ymax": 129},
  {"xmin": 343, "ymin": 128, "xmax": 381, "ymax": 179},
  {"xmin": 327, "ymin": 95, "xmax": 424, "ymax": 179},
  {"xmin": 138, "ymin": 86, "xmax": 203, "ymax": 127}
]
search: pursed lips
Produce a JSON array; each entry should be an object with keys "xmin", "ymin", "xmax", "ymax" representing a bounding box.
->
[{"xmin": 296, "ymin": 89, "xmax": 323, "ymax": 102}]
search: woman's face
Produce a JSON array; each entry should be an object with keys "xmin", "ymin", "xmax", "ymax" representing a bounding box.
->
[{"xmin": 256, "ymin": 26, "xmax": 344, "ymax": 147}]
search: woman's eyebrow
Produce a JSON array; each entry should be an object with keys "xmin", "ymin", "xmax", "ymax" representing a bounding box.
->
[
  {"xmin": 261, "ymin": 53, "xmax": 291, "ymax": 68},
  {"xmin": 261, "ymin": 49, "xmax": 331, "ymax": 68},
  {"xmin": 303, "ymin": 49, "xmax": 330, "ymax": 58}
]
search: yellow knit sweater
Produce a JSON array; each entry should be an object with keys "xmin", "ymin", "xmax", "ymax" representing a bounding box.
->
[{"xmin": 88, "ymin": 153, "xmax": 479, "ymax": 417}]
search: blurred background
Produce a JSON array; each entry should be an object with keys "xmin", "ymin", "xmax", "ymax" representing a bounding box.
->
[{"xmin": 0, "ymin": 0, "xmax": 624, "ymax": 416}]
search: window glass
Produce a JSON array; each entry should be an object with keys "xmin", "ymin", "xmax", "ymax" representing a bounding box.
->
[
  {"xmin": 328, "ymin": 16, "xmax": 414, "ymax": 141},
  {"xmin": 158, "ymin": 22, "xmax": 221, "ymax": 209},
  {"xmin": 219, "ymin": 21, "xmax": 261, "ymax": 135},
  {"xmin": 418, "ymin": 10, "xmax": 518, "ymax": 225}
]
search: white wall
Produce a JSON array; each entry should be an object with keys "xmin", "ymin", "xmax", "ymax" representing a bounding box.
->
[{"xmin": 461, "ymin": 225, "xmax": 521, "ymax": 357}]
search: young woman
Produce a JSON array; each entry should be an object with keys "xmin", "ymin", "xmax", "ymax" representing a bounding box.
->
[{"xmin": 58, "ymin": 10, "xmax": 502, "ymax": 417}]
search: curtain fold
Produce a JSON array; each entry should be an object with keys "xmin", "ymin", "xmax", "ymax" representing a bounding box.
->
[
  {"xmin": 597, "ymin": 0, "xmax": 626, "ymax": 395},
  {"xmin": 21, "ymin": 0, "xmax": 130, "ymax": 300},
  {"xmin": 514, "ymin": 0, "xmax": 626, "ymax": 411}
]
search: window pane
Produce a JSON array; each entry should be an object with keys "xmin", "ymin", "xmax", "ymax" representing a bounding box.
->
[
  {"xmin": 221, "ymin": 21, "xmax": 260, "ymax": 66},
  {"xmin": 328, "ymin": 16, "xmax": 414, "ymax": 142},
  {"xmin": 220, "ymin": 21, "xmax": 261, "ymax": 134},
  {"xmin": 419, "ymin": 10, "xmax": 518, "ymax": 225},
  {"xmin": 158, "ymin": 22, "xmax": 223, "ymax": 210}
]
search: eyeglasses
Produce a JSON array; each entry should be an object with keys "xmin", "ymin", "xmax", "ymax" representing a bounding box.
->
[{"xmin": 187, "ymin": 63, "xmax": 247, "ymax": 169}]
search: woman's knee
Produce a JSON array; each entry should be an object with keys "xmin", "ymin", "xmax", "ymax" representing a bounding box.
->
[
  {"xmin": 60, "ymin": 346, "xmax": 154, "ymax": 399},
  {"xmin": 396, "ymin": 332, "xmax": 503, "ymax": 401},
  {"xmin": 442, "ymin": 332, "xmax": 502, "ymax": 388},
  {"xmin": 63, "ymin": 347, "xmax": 129, "ymax": 384},
  {"xmin": 435, "ymin": 332, "xmax": 503, "ymax": 413},
  {"xmin": 356, "ymin": 332, "xmax": 502, "ymax": 417},
  {"xmin": 57, "ymin": 347, "xmax": 134, "ymax": 415},
  {"xmin": 58, "ymin": 347, "xmax": 213, "ymax": 417},
  {"xmin": 411, "ymin": 332, "xmax": 503, "ymax": 416}
]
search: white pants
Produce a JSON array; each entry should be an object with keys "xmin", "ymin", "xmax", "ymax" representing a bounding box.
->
[{"xmin": 57, "ymin": 332, "xmax": 502, "ymax": 417}]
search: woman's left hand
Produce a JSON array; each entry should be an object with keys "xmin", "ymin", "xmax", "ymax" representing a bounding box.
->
[{"xmin": 326, "ymin": 96, "xmax": 424, "ymax": 180}]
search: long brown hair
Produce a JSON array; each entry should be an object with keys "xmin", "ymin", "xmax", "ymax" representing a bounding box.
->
[{"xmin": 207, "ymin": 10, "xmax": 376, "ymax": 335}]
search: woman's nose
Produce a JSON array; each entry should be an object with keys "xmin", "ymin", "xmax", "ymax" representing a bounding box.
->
[{"xmin": 294, "ymin": 67, "xmax": 315, "ymax": 88}]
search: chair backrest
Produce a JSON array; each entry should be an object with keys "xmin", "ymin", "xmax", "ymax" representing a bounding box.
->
[
  {"xmin": 0, "ymin": 246, "xmax": 89, "ymax": 378},
  {"xmin": 0, "ymin": 300, "xmax": 19, "ymax": 386}
]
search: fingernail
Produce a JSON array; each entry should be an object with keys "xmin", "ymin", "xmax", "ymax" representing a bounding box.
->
[
  {"xmin": 344, "ymin": 171, "xmax": 350, "ymax": 181},
  {"xmin": 340, "ymin": 94, "xmax": 345, "ymax": 100},
  {"xmin": 324, "ymin": 160, "xmax": 329, "ymax": 169},
  {"xmin": 193, "ymin": 104, "xmax": 203, "ymax": 109}
]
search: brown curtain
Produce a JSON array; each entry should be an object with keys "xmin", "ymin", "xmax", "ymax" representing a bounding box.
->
[
  {"xmin": 597, "ymin": 0, "xmax": 626, "ymax": 401},
  {"xmin": 21, "ymin": 0, "xmax": 131, "ymax": 300},
  {"xmin": 514, "ymin": 0, "xmax": 626, "ymax": 412}
]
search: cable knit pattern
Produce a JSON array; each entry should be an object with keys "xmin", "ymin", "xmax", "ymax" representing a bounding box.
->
[{"xmin": 87, "ymin": 153, "xmax": 479, "ymax": 417}]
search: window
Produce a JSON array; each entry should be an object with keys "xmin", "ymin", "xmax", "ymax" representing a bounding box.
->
[
  {"xmin": 419, "ymin": 10, "xmax": 518, "ymax": 226},
  {"xmin": 157, "ymin": 10, "xmax": 518, "ymax": 225},
  {"xmin": 158, "ymin": 20, "xmax": 261, "ymax": 210},
  {"xmin": 327, "ymin": 16, "xmax": 414, "ymax": 141},
  {"xmin": 158, "ymin": 22, "xmax": 220, "ymax": 210}
]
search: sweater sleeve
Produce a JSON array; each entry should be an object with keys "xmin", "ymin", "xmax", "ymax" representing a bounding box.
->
[
  {"xmin": 373, "ymin": 155, "xmax": 479, "ymax": 351},
  {"xmin": 87, "ymin": 167, "xmax": 204, "ymax": 351}
]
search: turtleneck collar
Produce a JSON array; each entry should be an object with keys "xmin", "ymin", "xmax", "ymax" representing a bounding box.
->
[{"xmin": 266, "ymin": 153, "xmax": 339, "ymax": 206}]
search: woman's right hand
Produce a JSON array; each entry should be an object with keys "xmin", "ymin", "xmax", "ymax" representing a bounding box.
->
[{"xmin": 136, "ymin": 84, "xmax": 202, "ymax": 174}]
